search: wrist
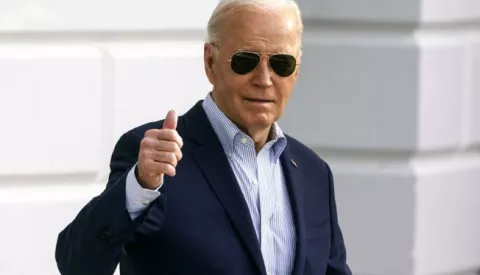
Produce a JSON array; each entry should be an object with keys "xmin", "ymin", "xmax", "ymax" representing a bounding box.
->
[{"xmin": 135, "ymin": 166, "xmax": 163, "ymax": 190}]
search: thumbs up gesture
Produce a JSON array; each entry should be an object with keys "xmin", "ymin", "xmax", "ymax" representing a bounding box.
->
[{"xmin": 136, "ymin": 110, "xmax": 184, "ymax": 189}]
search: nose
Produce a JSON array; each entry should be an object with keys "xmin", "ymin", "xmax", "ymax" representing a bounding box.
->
[{"xmin": 252, "ymin": 55, "xmax": 273, "ymax": 88}]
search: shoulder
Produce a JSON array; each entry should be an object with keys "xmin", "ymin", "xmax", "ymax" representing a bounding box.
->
[
  {"xmin": 285, "ymin": 134, "xmax": 331, "ymax": 172},
  {"xmin": 284, "ymin": 135, "xmax": 336, "ymax": 194}
]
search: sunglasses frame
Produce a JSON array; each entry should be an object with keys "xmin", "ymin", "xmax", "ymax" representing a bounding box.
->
[
  {"xmin": 210, "ymin": 43, "xmax": 300, "ymax": 77},
  {"xmin": 228, "ymin": 50, "xmax": 299, "ymax": 77}
]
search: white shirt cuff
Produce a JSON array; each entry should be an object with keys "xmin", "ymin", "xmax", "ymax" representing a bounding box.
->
[{"xmin": 125, "ymin": 164, "xmax": 162, "ymax": 220}]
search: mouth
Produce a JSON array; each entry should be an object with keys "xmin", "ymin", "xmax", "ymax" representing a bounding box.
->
[{"xmin": 244, "ymin": 97, "xmax": 275, "ymax": 104}]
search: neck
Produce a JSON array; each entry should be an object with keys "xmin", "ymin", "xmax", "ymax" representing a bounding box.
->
[{"xmin": 243, "ymin": 126, "xmax": 272, "ymax": 153}]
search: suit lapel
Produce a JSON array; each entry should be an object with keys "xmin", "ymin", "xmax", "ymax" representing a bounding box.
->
[
  {"xmin": 183, "ymin": 102, "xmax": 267, "ymax": 275},
  {"xmin": 281, "ymin": 144, "xmax": 307, "ymax": 275}
]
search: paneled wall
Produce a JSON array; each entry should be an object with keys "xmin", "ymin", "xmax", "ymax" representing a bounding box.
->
[{"xmin": 282, "ymin": 0, "xmax": 480, "ymax": 274}]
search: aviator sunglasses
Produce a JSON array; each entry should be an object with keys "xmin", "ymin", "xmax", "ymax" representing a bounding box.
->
[{"xmin": 213, "ymin": 45, "xmax": 299, "ymax": 77}]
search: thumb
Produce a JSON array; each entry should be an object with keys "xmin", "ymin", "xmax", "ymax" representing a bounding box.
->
[{"xmin": 163, "ymin": 110, "xmax": 178, "ymax": 130}]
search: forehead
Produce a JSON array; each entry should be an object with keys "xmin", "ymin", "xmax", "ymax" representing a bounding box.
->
[{"xmin": 220, "ymin": 6, "xmax": 300, "ymax": 53}]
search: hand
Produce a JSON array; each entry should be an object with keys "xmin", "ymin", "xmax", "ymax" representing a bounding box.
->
[{"xmin": 136, "ymin": 110, "xmax": 183, "ymax": 189}]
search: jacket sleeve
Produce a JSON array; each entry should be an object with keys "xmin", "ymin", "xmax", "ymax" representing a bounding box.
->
[
  {"xmin": 55, "ymin": 130, "xmax": 166, "ymax": 275},
  {"xmin": 325, "ymin": 163, "xmax": 353, "ymax": 275}
]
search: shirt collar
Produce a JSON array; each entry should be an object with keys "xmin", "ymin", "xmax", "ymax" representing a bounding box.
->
[{"xmin": 202, "ymin": 92, "xmax": 287, "ymax": 159}]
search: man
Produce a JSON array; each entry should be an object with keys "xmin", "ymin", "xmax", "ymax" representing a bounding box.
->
[{"xmin": 55, "ymin": 0, "xmax": 352, "ymax": 274}]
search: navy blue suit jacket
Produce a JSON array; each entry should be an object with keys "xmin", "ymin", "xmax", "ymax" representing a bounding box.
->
[{"xmin": 55, "ymin": 101, "xmax": 351, "ymax": 275}]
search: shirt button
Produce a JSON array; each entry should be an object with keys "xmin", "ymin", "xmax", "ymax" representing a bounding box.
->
[
  {"xmin": 252, "ymin": 180, "xmax": 258, "ymax": 185},
  {"xmin": 227, "ymin": 151, "xmax": 232, "ymax": 158},
  {"xmin": 241, "ymin": 137, "xmax": 247, "ymax": 144},
  {"xmin": 141, "ymin": 200, "xmax": 151, "ymax": 206}
]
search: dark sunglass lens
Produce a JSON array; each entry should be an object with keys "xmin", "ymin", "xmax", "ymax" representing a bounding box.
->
[
  {"xmin": 231, "ymin": 52, "xmax": 260, "ymax": 75},
  {"xmin": 269, "ymin": 54, "xmax": 296, "ymax": 77}
]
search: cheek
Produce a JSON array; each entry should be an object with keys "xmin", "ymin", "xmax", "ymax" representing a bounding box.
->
[
  {"xmin": 224, "ymin": 76, "xmax": 252, "ymax": 97},
  {"xmin": 216, "ymin": 66, "xmax": 236, "ymax": 87},
  {"xmin": 275, "ymin": 80, "xmax": 295, "ymax": 101}
]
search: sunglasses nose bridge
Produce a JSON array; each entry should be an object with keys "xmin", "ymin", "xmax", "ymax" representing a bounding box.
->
[
  {"xmin": 253, "ymin": 54, "xmax": 277, "ymax": 75},
  {"xmin": 258, "ymin": 54, "xmax": 270, "ymax": 67},
  {"xmin": 252, "ymin": 54, "xmax": 272, "ymax": 76},
  {"xmin": 252, "ymin": 55, "xmax": 274, "ymax": 87}
]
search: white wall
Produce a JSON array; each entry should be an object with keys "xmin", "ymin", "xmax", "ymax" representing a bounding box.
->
[
  {"xmin": 0, "ymin": 1, "xmax": 479, "ymax": 275},
  {"xmin": 281, "ymin": 0, "xmax": 480, "ymax": 275}
]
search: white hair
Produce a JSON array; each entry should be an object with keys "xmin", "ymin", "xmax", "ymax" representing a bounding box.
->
[{"xmin": 206, "ymin": 0, "xmax": 303, "ymax": 48}]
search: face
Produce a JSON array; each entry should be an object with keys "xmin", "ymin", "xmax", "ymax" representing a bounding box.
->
[{"xmin": 204, "ymin": 5, "xmax": 301, "ymax": 134}]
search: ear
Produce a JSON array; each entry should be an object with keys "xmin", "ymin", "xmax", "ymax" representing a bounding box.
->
[
  {"xmin": 204, "ymin": 43, "xmax": 216, "ymax": 85},
  {"xmin": 294, "ymin": 50, "xmax": 302, "ymax": 77}
]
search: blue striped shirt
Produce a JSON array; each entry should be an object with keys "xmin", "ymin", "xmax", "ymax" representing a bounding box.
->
[
  {"xmin": 202, "ymin": 93, "xmax": 296, "ymax": 275},
  {"xmin": 125, "ymin": 93, "xmax": 296, "ymax": 274}
]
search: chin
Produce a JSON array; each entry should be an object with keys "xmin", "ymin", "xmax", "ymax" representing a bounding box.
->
[{"xmin": 246, "ymin": 115, "xmax": 276, "ymax": 128}]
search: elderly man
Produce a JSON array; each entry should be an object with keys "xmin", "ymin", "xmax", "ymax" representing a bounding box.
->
[{"xmin": 55, "ymin": 0, "xmax": 351, "ymax": 274}]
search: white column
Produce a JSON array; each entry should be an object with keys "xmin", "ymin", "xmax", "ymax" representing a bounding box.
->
[{"xmin": 281, "ymin": 1, "xmax": 480, "ymax": 274}]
